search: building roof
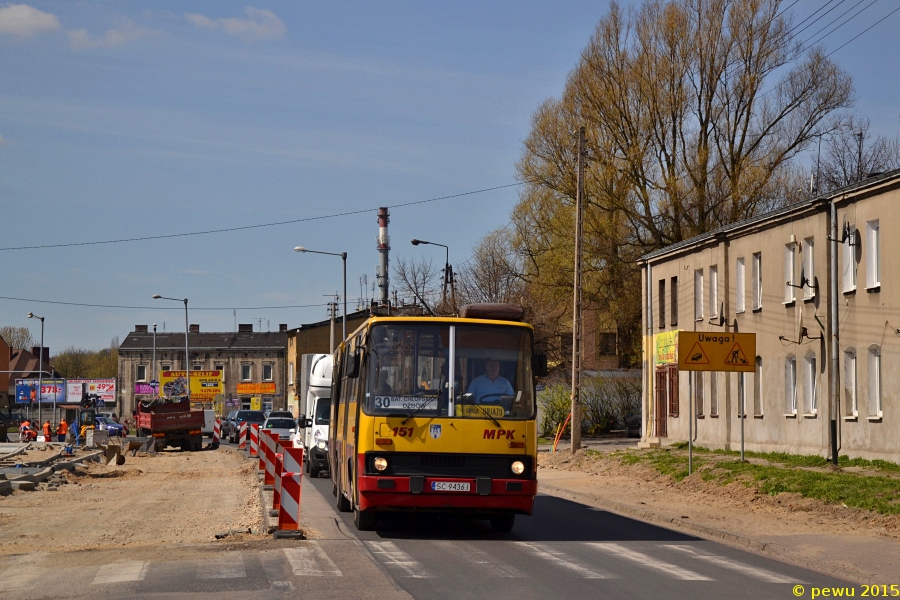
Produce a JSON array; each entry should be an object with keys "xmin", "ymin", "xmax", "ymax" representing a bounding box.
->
[
  {"xmin": 8, "ymin": 348, "xmax": 60, "ymax": 380},
  {"xmin": 285, "ymin": 308, "xmax": 371, "ymax": 333},
  {"xmin": 119, "ymin": 331, "xmax": 287, "ymax": 352},
  {"xmin": 639, "ymin": 167, "xmax": 900, "ymax": 264}
]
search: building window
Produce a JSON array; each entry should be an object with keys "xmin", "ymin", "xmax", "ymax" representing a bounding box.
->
[
  {"xmin": 161, "ymin": 363, "xmax": 171, "ymax": 372},
  {"xmin": 752, "ymin": 252, "xmax": 762, "ymax": 310},
  {"xmin": 214, "ymin": 364, "xmax": 224, "ymax": 383},
  {"xmin": 136, "ymin": 365, "xmax": 147, "ymax": 382},
  {"xmin": 784, "ymin": 243, "xmax": 796, "ymax": 303},
  {"xmin": 289, "ymin": 362, "xmax": 294, "ymax": 385},
  {"xmin": 263, "ymin": 364, "xmax": 273, "ymax": 382},
  {"xmin": 694, "ymin": 372, "xmax": 704, "ymax": 416},
  {"xmin": 866, "ymin": 219, "xmax": 880, "ymax": 289},
  {"xmin": 868, "ymin": 345, "xmax": 882, "ymax": 418},
  {"xmin": 192, "ymin": 363, "xmax": 202, "ymax": 371},
  {"xmin": 709, "ymin": 371, "xmax": 718, "ymax": 417},
  {"xmin": 694, "ymin": 269, "xmax": 704, "ymax": 321},
  {"xmin": 844, "ymin": 348, "xmax": 857, "ymax": 417},
  {"xmin": 735, "ymin": 257, "xmax": 745, "ymax": 313},
  {"xmin": 709, "ymin": 265, "xmax": 718, "ymax": 319},
  {"xmin": 241, "ymin": 364, "xmax": 252, "ymax": 381},
  {"xmin": 805, "ymin": 353, "xmax": 817, "ymax": 414},
  {"xmin": 667, "ymin": 366, "xmax": 679, "ymax": 417},
  {"xmin": 843, "ymin": 223, "xmax": 857, "ymax": 292},
  {"xmin": 670, "ymin": 276, "xmax": 678, "ymax": 326},
  {"xmin": 754, "ymin": 357, "xmax": 763, "ymax": 416},
  {"xmin": 598, "ymin": 333, "xmax": 617, "ymax": 356},
  {"xmin": 785, "ymin": 355, "xmax": 797, "ymax": 415},
  {"xmin": 658, "ymin": 279, "xmax": 666, "ymax": 328},
  {"xmin": 802, "ymin": 237, "xmax": 815, "ymax": 299}
]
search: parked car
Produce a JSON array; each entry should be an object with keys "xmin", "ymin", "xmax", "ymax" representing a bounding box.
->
[
  {"xmin": 625, "ymin": 412, "xmax": 642, "ymax": 438},
  {"xmin": 261, "ymin": 417, "xmax": 296, "ymax": 443},
  {"xmin": 221, "ymin": 410, "xmax": 237, "ymax": 439},
  {"xmin": 266, "ymin": 410, "xmax": 295, "ymax": 420},
  {"xmin": 96, "ymin": 416, "xmax": 125, "ymax": 437},
  {"xmin": 227, "ymin": 410, "xmax": 266, "ymax": 443}
]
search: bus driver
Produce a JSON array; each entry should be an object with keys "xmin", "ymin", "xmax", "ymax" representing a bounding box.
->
[{"xmin": 466, "ymin": 358, "xmax": 514, "ymax": 403}]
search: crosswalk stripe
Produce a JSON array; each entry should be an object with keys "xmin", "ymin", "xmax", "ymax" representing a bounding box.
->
[
  {"xmin": 92, "ymin": 560, "xmax": 149, "ymax": 585},
  {"xmin": 434, "ymin": 541, "xmax": 525, "ymax": 578},
  {"xmin": 365, "ymin": 541, "xmax": 433, "ymax": 578},
  {"xmin": 663, "ymin": 545, "xmax": 803, "ymax": 583},
  {"xmin": 514, "ymin": 542, "xmax": 615, "ymax": 579},
  {"xmin": 198, "ymin": 551, "xmax": 246, "ymax": 579},
  {"xmin": 586, "ymin": 543, "xmax": 713, "ymax": 580},
  {"xmin": 284, "ymin": 544, "xmax": 343, "ymax": 577}
]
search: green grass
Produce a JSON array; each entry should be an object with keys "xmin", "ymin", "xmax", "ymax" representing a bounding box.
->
[
  {"xmin": 669, "ymin": 442, "xmax": 900, "ymax": 472},
  {"xmin": 618, "ymin": 448, "xmax": 900, "ymax": 515}
]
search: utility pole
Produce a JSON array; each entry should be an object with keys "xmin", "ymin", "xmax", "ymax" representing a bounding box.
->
[{"xmin": 571, "ymin": 125, "xmax": 586, "ymax": 454}]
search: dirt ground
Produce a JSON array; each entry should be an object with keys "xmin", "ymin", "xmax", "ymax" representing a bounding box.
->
[
  {"xmin": 0, "ymin": 447, "xmax": 266, "ymax": 559},
  {"xmin": 538, "ymin": 448, "xmax": 900, "ymax": 582}
]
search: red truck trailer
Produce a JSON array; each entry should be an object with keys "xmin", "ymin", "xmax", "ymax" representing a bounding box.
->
[{"xmin": 137, "ymin": 396, "xmax": 204, "ymax": 452}]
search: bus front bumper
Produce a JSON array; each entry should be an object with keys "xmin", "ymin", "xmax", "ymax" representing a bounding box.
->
[{"xmin": 357, "ymin": 476, "xmax": 536, "ymax": 514}]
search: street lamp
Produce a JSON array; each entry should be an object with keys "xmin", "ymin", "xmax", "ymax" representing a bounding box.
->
[
  {"xmin": 411, "ymin": 238, "xmax": 451, "ymax": 309},
  {"xmin": 295, "ymin": 246, "xmax": 347, "ymax": 342},
  {"xmin": 152, "ymin": 295, "xmax": 190, "ymax": 401},
  {"xmin": 26, "ymin": 312, "xmax": 45, "ymax": 425},
  {"xmin": 152, "ymin": 323, "xmax": 157, "ymax": 384}
]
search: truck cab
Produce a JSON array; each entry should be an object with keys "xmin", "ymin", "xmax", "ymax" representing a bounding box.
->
[{"xmin": 298, "ymin": 353, "xmax": 332, "ymax": 478}]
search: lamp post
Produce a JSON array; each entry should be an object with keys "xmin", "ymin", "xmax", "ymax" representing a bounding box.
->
[
  {"xmin": 295, "ymin": 247, "xmax": 347, "ymax": 342},
  {"xmin": 152, "ymin": 296, "xmax": 190, "ymax": 400},
  {"xmin": 152, "ymin": 323, "xmax": 157, "ymax": 385},
  {"xmin": 411, "ymin": 238, "xmax": 450, "ymax": 309},
  {"xmin": 26, "ymin": 312, "xmax": 45, "ymax": 426}
]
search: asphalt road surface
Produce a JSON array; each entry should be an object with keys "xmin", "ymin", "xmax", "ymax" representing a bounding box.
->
[{"xmin": 1, "ymin": 446, "xmax": 851, "ymax": 599}]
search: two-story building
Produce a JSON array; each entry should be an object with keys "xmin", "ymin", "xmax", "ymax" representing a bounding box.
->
[{"xmin": 639, "ymin": 169, "xmax": 900, "ymax": 462}]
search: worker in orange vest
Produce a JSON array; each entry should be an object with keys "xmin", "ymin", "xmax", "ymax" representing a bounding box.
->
[
  {"xmin": 56, "ymin": 420, "xmax": 68, "ymax": 443},
  {"xmin": 42, "ymin": 420, "xmax": 51, "ymax": 442}
]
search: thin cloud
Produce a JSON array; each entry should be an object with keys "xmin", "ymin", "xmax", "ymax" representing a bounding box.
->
[
  {"xmin": 185, "ymin": 7, "xmax": 285, "ymax": 42},
  {"xmin": 0, "ymin": 4, "xmax": 60, "ymax": 38},
  {"xmin": 68, "ymin": 20, "xmax": 153, "ymax": 50}
]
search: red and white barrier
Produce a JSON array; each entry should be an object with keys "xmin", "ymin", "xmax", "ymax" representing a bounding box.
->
[
  {"xmin": 281, "ymin": 446, "xmax": 304, "ymax": 475},
  {"xmin": 263, "ymin": 431, "xmax": 279, "ymax": 486},
  {"xmin": 277, "ymin": 473, "xmax": 302, "ymax": 533},
  {"xmin": 212, "ymin": 419, "xmax": 221, "ymax": 446},
  {"xmin": 273, "ymin": 453, "xmax": 283, "ymax": 511},
  {"xmin": 239, "ymin": 422, "xmax": 248, "ymax": 448},
  {"xmin": 258, "ymin": 429, "xmax": 268, "ymax": 471},
  {"xmin": 249, "ymin": 423, "xmax": 260, "ymax": 458}
]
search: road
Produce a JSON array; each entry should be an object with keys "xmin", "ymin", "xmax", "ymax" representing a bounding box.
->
[{"xmin": 0, "ymin": 445, "xmax": 851, "ymax": 599}]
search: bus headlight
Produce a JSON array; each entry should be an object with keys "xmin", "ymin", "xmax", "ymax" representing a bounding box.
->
[
  {"xmin": 373, "ymin": 457, "xmax": 388, "ymax": 471},
  {"xmin": 510, "ymin": 461, "xmax": 525, "ymax": 475}
]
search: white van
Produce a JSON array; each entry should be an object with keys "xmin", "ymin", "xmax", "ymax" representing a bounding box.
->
[
  {"xmin": 201, "ymin": 409, "xmax": 217, "ymax": 436},
  {"xmin": 298, "ymin": 354, "xmax": 332, "ymax": 478}
]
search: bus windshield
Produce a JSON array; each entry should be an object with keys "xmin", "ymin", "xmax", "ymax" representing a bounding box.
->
[{"xmin": 364, "ymin": 323, "xmax": 535, "ymax": 420}]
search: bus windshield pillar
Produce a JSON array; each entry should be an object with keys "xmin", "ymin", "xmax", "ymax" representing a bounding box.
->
[{"xmin": 448, "ymin": 325, "xmax": 456, "ymax": 415}]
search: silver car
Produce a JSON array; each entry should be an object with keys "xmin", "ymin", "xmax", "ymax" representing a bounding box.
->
[{"xmin": 261, "ymin": 417, "xmax": 296, "ymax": 443}]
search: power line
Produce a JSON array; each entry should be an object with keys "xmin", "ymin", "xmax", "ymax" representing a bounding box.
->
[
  {"xmin": 824, "ymin": 2, "xmax": 900, "ymax": 58},
  {"xmin": 0, "ymin": 295, "xmax": 331, "ymax": 311},
  {"xmin": 0, "ymin": 182, "xmax": 524, "ymax": 252}
]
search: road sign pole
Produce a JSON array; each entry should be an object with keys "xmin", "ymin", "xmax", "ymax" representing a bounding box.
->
[
  {"xmin": 688, "ymin": 373, "xmax": 693, "ymax": 475},
  {"xmin": 739, "ymin": 374, "xmax": 745, "ymax": 462}
]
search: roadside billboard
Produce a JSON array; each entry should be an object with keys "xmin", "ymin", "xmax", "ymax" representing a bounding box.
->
[
  {"xmin": 159, "ymin": 371, "xmax": 223, "ymax": 400},
  {"xmin": 15, "ymin": 378, "xmax": 67, "ymax": 404},
  {"xmin": 134, "ymin": 382, "xmax": 159, "ymax": 396},
  {"xmin": 236, "ymin": 382, "xmax": 276, "ymax": 395},
  {"xmin": 67, "ymin": 379, "xmax": 117, "ymax": 405}
]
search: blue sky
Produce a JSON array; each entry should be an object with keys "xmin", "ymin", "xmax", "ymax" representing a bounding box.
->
[{"xmin": 1, "ymin": 1, "xmax": 898, "ymax": 351}]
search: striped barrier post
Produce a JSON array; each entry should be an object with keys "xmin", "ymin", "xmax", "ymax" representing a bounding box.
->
[
  {"xmin": 281, "ymin": 446, "xmax": 304, "ymax": 475},
  {"xmin": 272, "ymin": 453, "xmax": 284, "ymax": 512},
  {"xmin": 275, "ymin": 473, "xmax": 302, "ymax": 537},
  {"xmin": 239, "ymin": 422, "xmax": 248, "ymax": 448},
  {"xmin": 249, "ymin": 424, "xmax": 260, "ymax": 458},
  {"xmin": 263, "ymin": 431, "xmax": 279, "ymax": 486},
  {"xmin": 280, "ymin": 439, "xmax": 294, "ymax": 450},
  {"xmin": 211, "ymin": 419, "xmax": 220, "ymax": 448},
  {"xmin": 258, "ymin": 429, "xmax": 268, "ymax": 471}
]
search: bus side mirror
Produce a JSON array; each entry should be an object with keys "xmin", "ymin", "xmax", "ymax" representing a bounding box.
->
[
  {"xmin": 532, "ymin": 353, "xmax": 549, "ymax": 377},
  {"xmin": 346, "ymin": 350, "xmax": 361, "ymax": 378}
]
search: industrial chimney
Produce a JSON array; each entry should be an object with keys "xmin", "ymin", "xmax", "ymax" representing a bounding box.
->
[{"xmin": 376, "ymin": 207, "xmax": 390, "ymax": 305}]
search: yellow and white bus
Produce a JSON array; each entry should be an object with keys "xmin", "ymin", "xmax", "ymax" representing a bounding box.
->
[{"xmin": 328, "ymin": 304, "xmax": 545, "ymax": 532}]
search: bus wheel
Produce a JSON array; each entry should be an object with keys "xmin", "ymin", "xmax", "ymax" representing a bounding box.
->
[
  {"xmin": 354, "ymin": 507, "xmax": 376, "ymax": 531},
  {"xmin": 489, "ymin": 513, "xmax": 515, "ymax": 533}
]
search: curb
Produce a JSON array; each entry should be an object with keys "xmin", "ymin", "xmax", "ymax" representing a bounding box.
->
[
  {"xmin": 539, "ymin": 483, "xmax": 767, "ymax": 552},
  {"xmin": 7, "ymin": 450, "xmax": 105, "ymax": 484}
]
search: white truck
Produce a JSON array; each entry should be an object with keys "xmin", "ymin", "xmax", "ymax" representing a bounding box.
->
[{"xmin": 297, "ymin": 353, "xmax": 333, "ymax": 478}]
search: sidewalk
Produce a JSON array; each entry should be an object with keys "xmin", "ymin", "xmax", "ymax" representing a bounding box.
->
[{"xmin": 537, "ymin": 463, "xmax": 899, "ymax": 584}]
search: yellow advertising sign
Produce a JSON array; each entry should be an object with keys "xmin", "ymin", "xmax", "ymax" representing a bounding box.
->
[
  {"xmin": 455, "ymin": 404, "xmax": 505, "ymax": 418},
  {"xmin": 237, "ymin": 382, "xmax": 276, "ymax": 395},
  {"xmin": 655, "ymin": 330, "xmax": 679, "ymax": 365},
  {"xmin": 250, "ymin": 396, "xmax": 262, "ymax": 411},
  {"xmin": 159, "ymin": 371, "xmax": 224, "ymax": 400},
  {"xmin": 677, "ymin": 332, "xmax": 756, "ymax": 372}
]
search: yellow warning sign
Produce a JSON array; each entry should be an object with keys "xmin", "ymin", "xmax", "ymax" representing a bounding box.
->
[{"xmin": 677, "ymin": 332, "xmax": 756, "ymax": 372}]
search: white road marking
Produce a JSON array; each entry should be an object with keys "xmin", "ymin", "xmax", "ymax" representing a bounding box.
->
[
  {"xmin": 365, "ymin": 541, "xmax": 433, "ymax": 578},
  {"xmin": 663, "ymin": 545, "xmax": 803, "ymax": 583},
  {"xmin": 586, "ymin": 543, "xmax": 713, "ymax": 580},
  {"xmin": 434, "ymin": 541, "xmax": 525, "ymax": 578},
  {"xmin": 92, "ymin": 560, "xmax": 149, "ymax": 585},
  {"xmin": 284, "ymin": 544, "xmax": 343, "ymax": 576},
  {"xmin": 198, "ymin": 551, "xmax": 246, "ymax": 579},
  {"xmin": 514, "ymin": 542, "xmax": 615, "ymax": 579}
]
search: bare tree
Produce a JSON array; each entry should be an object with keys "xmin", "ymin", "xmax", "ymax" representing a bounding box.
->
[
  {"xmin": 816, "ymin": 115, "xmax": 900, "ymax": 192},
  {"xmin": 456, "ymin": 229, "xmax": 525, "ymax": 305},
  {"xmin": 393, "ymin": 256, "xmax": 442, "ymax": 315},
  {"xmin": 0, "ymin": 326, "xmax": 35, "ymax": 349}
]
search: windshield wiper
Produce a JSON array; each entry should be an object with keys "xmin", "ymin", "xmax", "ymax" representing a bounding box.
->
[
  {"xmin": 457, "ymin": 393, "xmax": 501, "ymax": 428},
  {"xmin": 401, "ymin": 394, "xmax": 437, "ymax": 425}
]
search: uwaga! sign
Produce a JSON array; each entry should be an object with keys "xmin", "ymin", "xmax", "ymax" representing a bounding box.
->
[{"xmin": 677, "ymin": 332, "xmax": 756, "ymax": 373}]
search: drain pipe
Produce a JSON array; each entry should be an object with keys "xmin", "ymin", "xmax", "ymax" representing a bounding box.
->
[{"xmin": 828, "ymin": 196, "xmax": 840, "ymax": 465}]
